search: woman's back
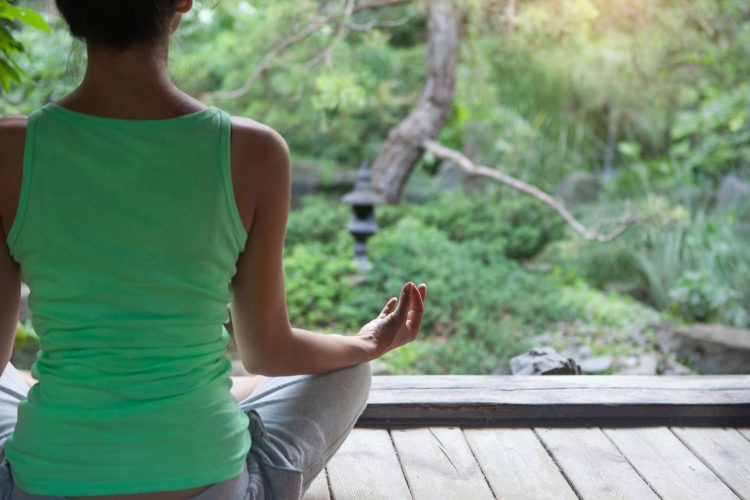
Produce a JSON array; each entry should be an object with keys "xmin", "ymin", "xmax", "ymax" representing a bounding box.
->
[
  {"xmin": 3, "ymin": 103, "xmax": 252, "ymax": 496},
  {"xmin": 0, "ymin": 2, "xmax": 424, "ymax": 498}
]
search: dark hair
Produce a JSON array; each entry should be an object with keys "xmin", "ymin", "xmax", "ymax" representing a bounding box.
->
[{"xmin": 55, "ymin": 0, "xmax": 181, "ymax": 47}]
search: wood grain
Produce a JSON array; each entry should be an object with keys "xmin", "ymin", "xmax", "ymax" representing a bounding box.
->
[
  {"xmin": 536, "ymin": 427, "xmax": 658, "ymax": 499},
  {"xmin": 672, "ymin": 427, "xmax": 750, "ymax": 499},
  {"xmin": 326, "ymin": 428, "xmax": 411, "ymax": 500},
  {"xmin": 464, "ymin": 428, "xmax": 577, "ymax": 500},
  {"xmin": 303, "ymin": 468, "xmax": 331, "ymax": 500},
  {"xmin": 390, "ymin": 427, "xmax": 494, "ymax": 500},
  {"xmin": 358, "ymin": 375, "xmax": 750, "ymax": 426},
  {"xmin": 605, "ymin": 427, "xmax": 738, "ymax": 499}
]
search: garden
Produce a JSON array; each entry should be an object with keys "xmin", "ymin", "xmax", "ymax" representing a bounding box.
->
[{"xmin": 5, "ymin": 0, "xmax": 750, "ymax": 375}]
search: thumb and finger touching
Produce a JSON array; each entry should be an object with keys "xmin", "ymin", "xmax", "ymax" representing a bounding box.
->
[
  {"xmin": 378, "ymin": 282, "xmax": 427, "ymax": 331},
  {"xmin": 378, "ymin": 297, "xmax": 398, "ymax": 319}
]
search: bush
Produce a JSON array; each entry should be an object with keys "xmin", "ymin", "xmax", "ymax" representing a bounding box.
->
[
  {"xmin": 283, "ymin": 234, "xmax": 358, "ymax": 332},
  {"xmin": 284, "ymin": 195, "xmax": 350, "ymax": 249},
  {"xmin": 669, "ymin": 270, "xmax": 750, "ymax": 327},
  {"xmin": 378, "ymin": 191, "xmax": 565, "ymax": 260},
  {"xmin": 572, "ymin": 206, "xmax": 750, "ymax": 326},
  {"xmin": 348, "ymin": 217, "xmax": 571, "ymax": 373}
]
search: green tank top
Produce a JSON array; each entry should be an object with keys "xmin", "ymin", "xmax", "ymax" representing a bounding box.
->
[{"xmin": 4, "ymin": 103, "xmax": 251, "ymax": 495}]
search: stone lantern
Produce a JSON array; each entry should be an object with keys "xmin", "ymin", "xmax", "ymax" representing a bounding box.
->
[{"xmin": 341, "ymin": 161, "xmax": 384, "ymax": 272}]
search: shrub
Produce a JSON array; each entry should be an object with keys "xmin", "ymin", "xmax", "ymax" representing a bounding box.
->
[
  {"xmin": 572, "ymin": 206, "xmax": 750, "ymax": 326},
  {"xmin": 283, "ymin": 233, "xmax": 358, "ymax": 332},
  {"xmin": 378, "ymin": 191, "xmax": 565, "ymax": 260},
  {"xmin": 284, "ymin": 195, "xmax": 350, "ymax": 249},
  {"xmin": 669, "ymin": 270, "xmax": 750, "ymax": 327},
  {"xmin": 348, "ymin": 217, "xmax": 571, "ymax": 373}
]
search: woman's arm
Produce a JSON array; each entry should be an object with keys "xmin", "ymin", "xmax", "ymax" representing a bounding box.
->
[
  {"xmin": 0, "ymin": 118, "xmax": 25, "ymax": 374},
  {"xmin": 227, "ymin": 119, "xmax": 425, "ymax": 376},
  {"xmin": 0, "ymin": 236, "xmax": 20, "ymax": 374}
]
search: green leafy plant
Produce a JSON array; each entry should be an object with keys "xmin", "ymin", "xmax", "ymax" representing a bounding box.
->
[
  {"xmin": 378, "ymin": 191, "xmax": 565, "ymax": 261},
  {"xmin": 669, "ymin": 270, "xmax": 750, "ymax": 327},
  {"xmin": 351, "ymin": 217, "xmax": 571, "ymax": 373},
  {"xmin": 0, "ymin": 1, "xmax": 49, "ymax": 92},
  {"xmin": 283, "ymin": 234, "xmax": 358, "ymax": 332},
  {"xmin": 284, "ymin": 195, "xmax": 350, "ymax": 249},
  {"xmin": 572, "ymin": 206, "xmax": 750, "ymax": 326}
]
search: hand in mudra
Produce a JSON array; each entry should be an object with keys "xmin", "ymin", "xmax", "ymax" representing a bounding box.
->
[{"xmin": 358, "ymin": 282, "xmax": 427, "ymax": 360}]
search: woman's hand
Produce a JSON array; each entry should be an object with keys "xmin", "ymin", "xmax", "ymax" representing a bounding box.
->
[{"xmin": 357, "ymin": 282, "xmax": 427, "ymax": 361}]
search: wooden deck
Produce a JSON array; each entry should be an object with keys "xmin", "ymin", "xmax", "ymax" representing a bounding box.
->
[{"xmin": 303, "ymin": 375, "xmax": 750, "ymax": 500}]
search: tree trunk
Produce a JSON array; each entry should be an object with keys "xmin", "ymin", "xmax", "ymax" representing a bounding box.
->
[{"xmin": 372, "ymin": 1, "xmax": 460, "ymax": 203}]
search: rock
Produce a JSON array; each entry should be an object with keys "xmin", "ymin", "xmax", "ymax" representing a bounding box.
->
[
  {"xmin": 716, "ymin": 174, "xmax": 750, "ymax": 210},
  {"xmin": 511, "ymin": 347, "xmax": 581, "ymax": 375},
  {"xmin": 621, "ymin": 356, "xmax": 638, "ymax": 368},
  {"xmin": 618, "ymin": 353, "xmax": 658, "ymax": 375},
  {"xmin": 556, "ymin": 171, "xmax": 601, "ymax": 207},
  {"xmin": 661, "ymin": 356, "xmax": 695, "ymax": 375},
  {"xmin": 659, "ymin": 323, "xmax": 750, "ymax": 374},
  {"xmin": 580, "ymin": 355, "xmax": 613, "ymax": 374}
]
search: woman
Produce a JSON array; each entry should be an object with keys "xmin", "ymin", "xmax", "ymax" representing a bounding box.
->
[{"xmin": 0, "ymin": 1, "xmax": 427, "ymax": 499}]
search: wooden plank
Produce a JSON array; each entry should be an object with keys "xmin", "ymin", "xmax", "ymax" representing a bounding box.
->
[
  {"xmin": 672, "ymin": 427, "xmax": 750, "ymax": 499},
  {"xmin": 358, "ymin": 375, "xmax": 750, "ymax": 427},
  {"xmin": 390, "ymin": 427, "xmax": 494, "ymax": 500},
  {"xmin": 303, "ymin": 468, "xmax": 331, "ymax": 500},
  {"xmin": 605, "ymin": 427, "xmax": 738, "ymax": 499},
  {"xmin": 327, "ymin": 429, "xmax": 411, "ymax": 500},
  {"xmin": 463, "ymin": 428, "xmax": 577, "ymax": 500},
  {"xmin": 536, "ymin": 427, "xmax": 658, "ymax": 500}
]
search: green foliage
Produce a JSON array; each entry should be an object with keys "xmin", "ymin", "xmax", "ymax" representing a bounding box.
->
[
  {"xmin": 378, "ymin": 191, "xmax": 565, "ymax": 260},
  {"xmin": 284, "ymin": 195, "xmax": 350, "ymax": 248},
  {"xmin": 283, "ymin": 196, "xmax": 357, "ymax": 330},
  {"xmin": 0, "ymin": 0, "xmax": 49, "ymax": 92},
  {"xmin": 356, "ymin": 216, "xmax": 571, "ymax": 373},
  {"xmin": 571, "ymin": 207, "xmax": 750, "ymax": 326},
  {"xmin": 280, "ymin": 194, "xmax": 578, "ymax": 373},
  {"xmin": 283, "ymin": 235, "xmax": 358, "ymax": 331},
  {"xmin": 6, "ymin": 0, "xmax": 750, "ymax": 375},
  {"xmin": 669, "ymin": 270, "xmax": 750, "ymax": 327},
  {"xmin": 671, "ymin": 83, "xmax": 750, "ymax": 179}
]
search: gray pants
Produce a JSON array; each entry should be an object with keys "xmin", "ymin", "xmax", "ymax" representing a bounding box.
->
[{"xmin": 0, "ymin": 361, "xmax": 372, "ymax": 500}]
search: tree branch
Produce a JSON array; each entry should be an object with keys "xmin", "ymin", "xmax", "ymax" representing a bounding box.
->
[
  {"xmin": 204, "ymin": 16, "xmax": 331, "ymax": 100},
  {"xmin": 421, "ymin": 140, "xmax": 637, "ymax": 242},
  {"xmin": 304, "ymin": 0, "xmax": 356, "ymax": 69},
  {"xmin": 205, "ymin": 0, "xmax": 413, "ymax": 101}
]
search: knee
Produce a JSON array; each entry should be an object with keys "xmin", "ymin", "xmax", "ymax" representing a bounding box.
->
[{"xmin": 338, "ymin": 362, "xmax": 372, "ymax": 409}]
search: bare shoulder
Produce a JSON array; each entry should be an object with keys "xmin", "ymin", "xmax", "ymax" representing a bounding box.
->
[
  {"xmin": 228, "ymin": 116, "xmax": 291, "ymax": 232},
  {"xmin": 229, "ymin": 116, "xmax": 290, "ymax": 195},
  {"xmin": 230, "ymin": 116, "xmax": 289, "ymax": 165}
]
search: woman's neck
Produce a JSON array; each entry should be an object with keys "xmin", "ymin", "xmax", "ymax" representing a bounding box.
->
[{"xmin": 58, "ymin": 40, "xmax": 203, "ymax": 119}]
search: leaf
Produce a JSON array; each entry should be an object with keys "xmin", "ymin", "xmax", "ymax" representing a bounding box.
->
[
  {"xmin": 6, "ymin": 6, "xmax": 51, "ymax": 33},
  {"xmin": 0, "ymin": 65, "xmax": 12, "ymax": 92}
]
